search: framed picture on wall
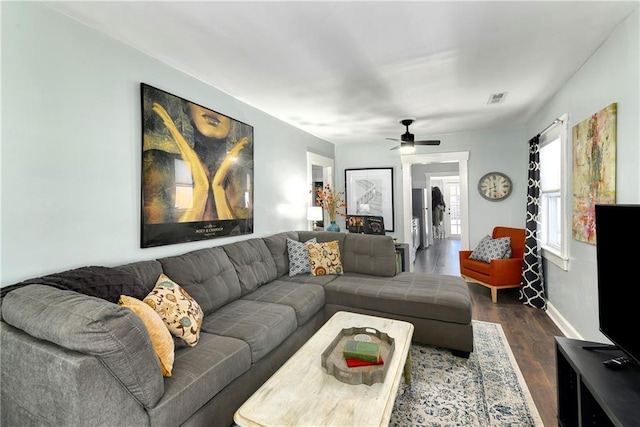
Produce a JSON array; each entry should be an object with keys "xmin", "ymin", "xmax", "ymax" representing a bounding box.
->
[
  {"xmin": 345, "ymin": 167, "xmax": 394, "ymax": 232},
  {"xmin": 140, "ymin": 83, "xmax": 254, "ymax": 247}
]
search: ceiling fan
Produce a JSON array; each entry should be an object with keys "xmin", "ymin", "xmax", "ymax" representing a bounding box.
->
[{"xmin": 387, "ymin": 119, "xmax": 440, "ymax": 151}]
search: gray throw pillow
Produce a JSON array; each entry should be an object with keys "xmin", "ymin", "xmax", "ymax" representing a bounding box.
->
[
  {"xmin": 287, "ymin": 238, "xmax": 317, "ymax": 276},
  {"xmin": 469, "ymin": 235, "xmax": 512, "ymax": 263},
  {"xmin": 504, "ymin": 246, "xmax": 513, "ymax": 258}
]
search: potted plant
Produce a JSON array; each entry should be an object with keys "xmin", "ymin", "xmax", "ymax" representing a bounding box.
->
[{"xmin": 315, "ymin": 183, "xmax": 347, "ymax": 232}]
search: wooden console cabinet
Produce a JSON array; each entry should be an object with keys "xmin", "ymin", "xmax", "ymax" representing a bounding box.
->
[{"xmin": 555, "ymin": 336, "xmax": 640, "ymax": 426}]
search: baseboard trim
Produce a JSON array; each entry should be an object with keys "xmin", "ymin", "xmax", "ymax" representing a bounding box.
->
[{"xmin": 546, "ymin": 301, "xmax": 583, "ymax": 340}]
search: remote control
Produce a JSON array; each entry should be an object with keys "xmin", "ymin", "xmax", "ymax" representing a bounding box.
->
[{"xmin": 603, "ymin": 356, "xmax": 635, "ymax": 369}]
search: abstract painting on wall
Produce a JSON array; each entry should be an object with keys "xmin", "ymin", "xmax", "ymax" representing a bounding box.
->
[
  {"xmin": 140, "ymin": 83, "xmax": 254, "ymax": 248},
  {"xmin": 572, "ymin": 102, "xmax": 616, "ymax": 244}
]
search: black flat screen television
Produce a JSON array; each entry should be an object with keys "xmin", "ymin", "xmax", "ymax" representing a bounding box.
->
[{"xmin": 594, "ymin": 204, "xmax": 640, "ymax": 364}]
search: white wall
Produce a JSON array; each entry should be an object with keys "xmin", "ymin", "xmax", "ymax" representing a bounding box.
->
[
  {"xmin": 336, "ymin": 126, "xmax": 527, "ymax": 246},
  {"xmin": 411, "ymin": 163, "xmax": 459, "ymax": 189},
  {"xmin": 527, "ymin": 9, "xmax": 639, "ymax": 342},
  {"xmin": 0, "ymin": 3, "xmax": 334, "ymax": 286}
]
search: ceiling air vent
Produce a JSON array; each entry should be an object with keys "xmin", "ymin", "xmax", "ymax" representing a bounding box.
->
[{"xmin": 487, "ymin": 92, "xmax": 508, "ymax": 105}]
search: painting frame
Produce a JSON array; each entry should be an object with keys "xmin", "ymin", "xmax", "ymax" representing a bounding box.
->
[
  {"xmin": 345, "ymin": 167, "xmax": 394, "ymax": 232},
  {"xmin": 571, "ymin": 102, "xmax": 617, "ymax": 245},
  {"xmin": 140, "ymin": 83, "xmax": 254, "ymax": 248}
]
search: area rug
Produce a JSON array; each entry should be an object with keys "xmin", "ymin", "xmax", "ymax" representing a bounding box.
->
[{"xmin": 390, "ymin": 320, "xmax": 543, "ymax": 426}]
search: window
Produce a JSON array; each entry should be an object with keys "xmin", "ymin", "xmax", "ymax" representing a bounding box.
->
[
  {"xmin": 538, "ymin": 114, "xmax": 569, "ymax": 270},
  {"xmin": 174, "ymin": 159, "xmax": 194, "ymax": 210}
]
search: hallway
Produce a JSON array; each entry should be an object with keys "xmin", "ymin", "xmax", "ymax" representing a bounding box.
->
[{"xmin": 413, "ymin": 237, "xmax": 461, "ymax": 276}]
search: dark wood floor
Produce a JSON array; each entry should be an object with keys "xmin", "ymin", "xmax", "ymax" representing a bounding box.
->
[{"xmin": 414, "ymin": 237, "xmax": 563, "ymax": 427}]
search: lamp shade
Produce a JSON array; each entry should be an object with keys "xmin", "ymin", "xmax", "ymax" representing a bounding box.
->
[
  {"xmin": 400, "ymin": 144, "xmax": 415, "ymax": 154},
  {"xmin": 307, "ymin": 206, "xmax": 323, "ymax": 221}
]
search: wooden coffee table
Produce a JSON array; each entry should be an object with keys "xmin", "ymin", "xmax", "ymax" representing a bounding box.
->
[{"xmin": 234, "ymin": 311, "xmax": 414, "ymax": 427}]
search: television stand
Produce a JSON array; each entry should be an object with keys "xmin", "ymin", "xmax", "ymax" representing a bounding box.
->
[
  {"xmin": 581, "ymin": 343, "xmax": 618, "ymax": 351},
  {"xmin": 555, "ymin": 337, "xmax": 640, "ymax": 426}
]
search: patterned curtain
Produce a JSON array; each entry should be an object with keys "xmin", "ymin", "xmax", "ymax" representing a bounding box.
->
[{"xmin": 520, "ymin": 135, "xmax": 547, "ymax": 309}]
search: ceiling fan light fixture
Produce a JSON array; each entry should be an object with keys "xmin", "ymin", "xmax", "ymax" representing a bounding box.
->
[
  {"xmin": 388, "ymin": 118, "xmax": 440, "ymax": 151},
  {"xmin": 400, "ymin": 143, "xmax": 415, "ymax": 154},
  {"xmin": 401, "ymin": 131, "xmax": 414, "ymax": 142}
]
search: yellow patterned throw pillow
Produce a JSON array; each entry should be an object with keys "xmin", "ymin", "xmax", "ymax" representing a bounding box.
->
[
  {"xmin": 118, "ymin": 295, "xmax": 175, "ymax": 377},
  {"xmin": 144, "ymin": 274, "xmax": 204, "ymax": 347},
  {"xmin": 306, "ymin": 240, "xmax": 344, "ymax": 276}
]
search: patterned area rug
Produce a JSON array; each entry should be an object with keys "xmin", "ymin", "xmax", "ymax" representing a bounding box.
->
[{"xmin": 390, "ymin": 320, "xmax": 543, "ymax": 426}]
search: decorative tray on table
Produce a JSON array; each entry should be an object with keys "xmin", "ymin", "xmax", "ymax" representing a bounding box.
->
[{"xmin": 321, "ymin": 326, "xmax": 395, "ymax": 386}]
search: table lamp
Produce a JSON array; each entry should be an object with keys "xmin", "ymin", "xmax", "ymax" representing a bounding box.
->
[{"xmin": 307, "ymin": 206, "xmax": 323, "ymax": 231}]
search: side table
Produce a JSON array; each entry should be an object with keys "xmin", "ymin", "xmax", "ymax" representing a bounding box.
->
[{"xmin": 394, "ymin": 243, "xmax": 410, "ymax": 272}]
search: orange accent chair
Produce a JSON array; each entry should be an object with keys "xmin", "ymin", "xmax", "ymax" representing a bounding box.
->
[{"xmin": 459, "ymin": 226, "xmax": 526, "ymax": 303}]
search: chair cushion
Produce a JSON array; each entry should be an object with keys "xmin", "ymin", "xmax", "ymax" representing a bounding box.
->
[{"xmin": 469, "ymin": 235, "xmax": 511, "ymax": 263}]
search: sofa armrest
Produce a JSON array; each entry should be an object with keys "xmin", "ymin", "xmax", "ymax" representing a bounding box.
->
[
  {"xmin": 1, "ymin": 322, "xmax": 149, "ymax": 425},
  {"xmin": 488, "ymin": 258, "xmax": 524, "ymax": 285},
  {"xmin": 459, "ymin": 250, "xmax": 473, "ymax": 263},
  {"xmin": 2, "ymin": 284, "xmax": 164, "ymax": 408}
]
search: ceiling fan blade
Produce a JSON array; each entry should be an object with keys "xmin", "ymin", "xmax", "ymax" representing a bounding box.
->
[
  {"xmin": 385, "ymin": 137, "xmax": 399, "ymax": 141},
  {"xmin": 415, "ymin": 140, "xmax": 441, "ymax": 146},
  {"xmin": 389, "ymin": 145, "xmax": 401, "ymax": 150}
]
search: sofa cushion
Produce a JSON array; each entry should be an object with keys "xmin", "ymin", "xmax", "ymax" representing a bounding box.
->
[
  {"xmin": 241, "ymin": 280, "xmax": 325, "ymax": 326},
  {"xmin": 298, "ymin": 230, "xmax": 347, "ymax": 256},
  {"xmin": 147, "ymin": 332, "xmax": 251, "ymax": 427},
  {"xmin": 11, "ymin": 265, "xmax": 148, "ymax": 303},
  {"xmin": 287, "ymin": 237, "xmax": 316, "ymax": 276},
  {"xmin": 115, "ymin": 260, "xmax": 164, "ymax": 294},
  {"xmin": 144, "ymin": 274, "xmax": 204, "ymax": 347},
  {"xmin": 324, "ymin": 272, "xmax": 472, "ymax": 324},
  {"xmin": 469, "ymin": 235, "xmax": 512, "ymax": 263},
  {"xmin": 118, "ymin": 295, "xmax": 175, "ymax": 377},
  {"xmin": 201, "ymin": 299, "xmax": 297, "ymax": 363},
  {"xmin": 223, "ymin": 238, "xmax": 278, "ymax": 295},
  {"xmin": 158, "ymin": 247, "xmax": 242, "ymax": 315},
  {"xmin": 2, "ymin": 284, "xmax": 164, "ymax": 408},
  {"xmin": 262, "ymin": 231, "xmax": 299, "ymax": 277},
  {"xmin": 307, "ymin": 240, "xmax": 343, "ymax": 276},
  {"xmin": 342, "ymin": 234, "xmax": 396, "ymax": 276}
]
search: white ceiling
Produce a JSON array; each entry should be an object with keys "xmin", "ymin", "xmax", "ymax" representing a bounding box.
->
[{"xmin": 46, "ymin": 1, "xmax": 638, "ymax": 147}]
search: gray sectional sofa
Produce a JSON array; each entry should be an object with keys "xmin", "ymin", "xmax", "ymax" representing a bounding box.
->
[{"xmin": 0, "ymin": 230, "xmax": 473, "ymax": 427}]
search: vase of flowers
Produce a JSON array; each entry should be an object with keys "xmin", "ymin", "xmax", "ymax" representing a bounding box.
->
[{"xmin": 315, "ymin": 183, "xmax": 347, "ymax": 232}]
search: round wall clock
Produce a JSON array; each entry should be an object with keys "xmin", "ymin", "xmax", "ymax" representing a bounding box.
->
[{"xmin": 478, "ymin": 172, "xmax": 512, "ymax": 201}]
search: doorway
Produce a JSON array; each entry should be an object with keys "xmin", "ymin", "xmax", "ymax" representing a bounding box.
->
[
  {"xmin": 401, "ymin": 152, "xmax": 469, "ymax": 268},
  {"xmin": 307, "ymin": 152, "xmax": 334, "ymax": 230},
  {"xmin": 429, "ymin": 175, "xmax": 461, "ymax": 240}
]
